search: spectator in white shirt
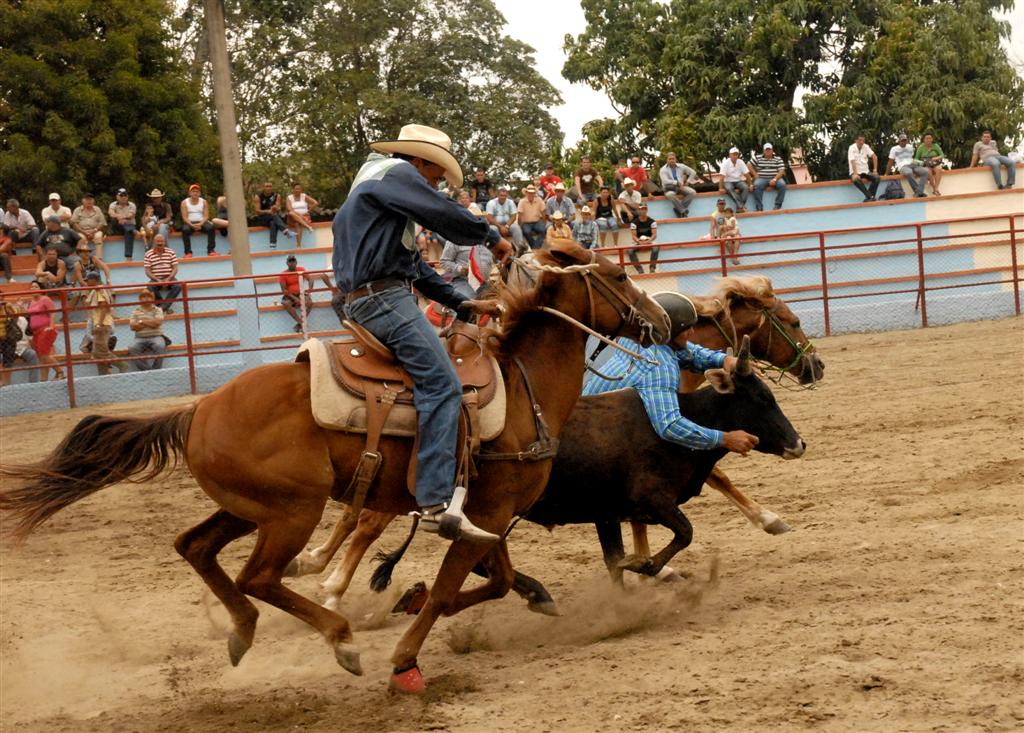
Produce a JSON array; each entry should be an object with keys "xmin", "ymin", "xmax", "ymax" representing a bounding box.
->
[
  {"xmin": 847, "ymin": 135, "xmax": 881, "ymax": 202},
  {"xmin": 3, "ymin": 199, "xmax": 39, "ymax": 246},
  {"xmin": 40, "ymin": 193, "xmax": 72, "ymax": 226},
  {"xmin": 485, "ymin": 186, "xmax": 525, "ymax": 253},
  {"xmin": 718, "ymin": 148, "xmax": 751, "ymax": 212},
  {"xmin": 969, "ymin": 130, "xmax": 1016, "ymax": 190},
  {"xmin": 887, "ymin": 133, "xmax": 928, "ymax": 197},
  {"xmin": 659, "ymin": 152, "xmax": 703, "ymax": 218}
]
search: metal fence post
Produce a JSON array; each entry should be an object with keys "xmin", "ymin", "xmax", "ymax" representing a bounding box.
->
[
  {"xmin": 915, "ymin": 223, "xmax": 928, "ymax": 327},
  {"xmin": 58, "ymin": 288, "xmax": 76, "ymax": 408},
  {"xmin": 1010, "ymin": 215, "xmax": 1020, "ymax": 316},
  {"xmin": 719, "ymin": 238, "xmax": 728, "ymax": 276},
  {"xmin": 180, "ymin": 281, "xmax": 198, "ymax": 394},
  {"xmin": 818, "ymin": 232, "xmax": 831, "ymax": 336}
]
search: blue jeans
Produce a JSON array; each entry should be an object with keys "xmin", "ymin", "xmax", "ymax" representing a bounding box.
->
[
  {"xmin": 129, "ymin": 336, "xmax": 166, "ymax": 370},
  {"xmin": 255, "ymin": 213, "xmax": 288, "ymax": 244},
  {"xmin": 521, "ymin": 220, "xmax": 547, "ymax": 250},
  {"xmin": 899, "ymin": 165, "xmax": 929, "ymax": 196},
  {"xmin": 752, "ymin": 178, "xmax": 787, "ymax": 210},
  {"xmin": 983, "ymin": 156, "xmax": 1016, "ymax": 187},
  {"xmin": 722, "ymin": 181, "xmax": 749, "ymax": 210},
  {"xmin": 111, "ymin": 221, "xmax": 137, "ymax": 258},
  {"xmin": 343, "ymin": 286, "xmax": 462, "ymax": 508}
]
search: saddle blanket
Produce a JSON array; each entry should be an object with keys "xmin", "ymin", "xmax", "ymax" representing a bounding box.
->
[{"xmin": 296, "ymin": 337, "xmax": 506, "ymax": 440}]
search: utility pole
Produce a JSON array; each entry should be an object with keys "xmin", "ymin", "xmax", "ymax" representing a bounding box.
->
[{"xmin": 204, "ymin": 0, "xmax": 251, "ymax": 277}]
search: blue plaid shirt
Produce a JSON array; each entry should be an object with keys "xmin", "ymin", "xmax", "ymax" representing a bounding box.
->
[{"xmin": 583, "ymin": 339, "xmax": 727, "ymax": 449}]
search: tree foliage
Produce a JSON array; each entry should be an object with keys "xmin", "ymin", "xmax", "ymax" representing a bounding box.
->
[
  {"xmin": 0, "ymin": 0, "xmax": 221, "ymax": 214},
  {"xmin": 563, "ymin": 0, "xmax": 1023, "ymax": 181}
]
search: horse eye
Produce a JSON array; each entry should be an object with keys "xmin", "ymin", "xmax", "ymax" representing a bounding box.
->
[
  {"xmin": 617, "ymin": 272, "xmax": 628, "ymax": 283},
  {"xmin": 792, "ymin": 319, "xmax": 801, "ymax": 328}
]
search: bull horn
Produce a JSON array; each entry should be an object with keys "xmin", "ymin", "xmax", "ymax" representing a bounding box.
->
[{"xmin": 737, "ymin": 334, "xmax": 752, "ymax": 375}]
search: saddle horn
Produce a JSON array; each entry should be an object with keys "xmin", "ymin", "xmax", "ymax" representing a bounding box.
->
[{"xmin": 737, "ymin": 334, "xmax": 752, "ymax": 376}]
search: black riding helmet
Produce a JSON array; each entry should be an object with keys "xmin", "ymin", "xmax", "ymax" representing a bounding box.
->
[{"xmin": 651, "ymin": 291, "xmax": 698, "ymax": 341}]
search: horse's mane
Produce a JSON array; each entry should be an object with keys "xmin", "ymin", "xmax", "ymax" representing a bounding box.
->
[
  {"xmin": 692, "ymin": 275, "xmax": 777, "ymax": 318},
  {"xmin": 482, "ymin": 250, "xmax": 561, "ymax": 359}
]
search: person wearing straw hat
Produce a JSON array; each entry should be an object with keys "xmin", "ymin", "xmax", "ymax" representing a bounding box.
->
[
  {"xmin": 147, "ymin": 189, "xmax": 174, "ymax": 240},
  {"xmin": 333, "ymin": 123, "xmax": 513, "ymax": 544}
]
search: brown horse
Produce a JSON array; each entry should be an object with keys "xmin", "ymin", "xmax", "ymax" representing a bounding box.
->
[
  {"xmin": 0, "ymin": 241, "xmax": 671, "ymax": 694},
  {"xmin": 293, "ymin": 275, "xmax": 825, "ymax": 610}
]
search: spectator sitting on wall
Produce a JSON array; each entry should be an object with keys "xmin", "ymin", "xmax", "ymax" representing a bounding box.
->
[
  {"xmin": 571, "ymin": 157, "xmax": 604, "ymax": 205},
  {"xmin": 70, "ymin": 241, "xmax": 111, "ymax": 312},
  {"xmin": 969, "ymin": 130, "xmax": 1016, "ymax": 190},
  {"xmin": 144, "ymin": 234, "xmax": 181, "ymax": 313},
  {"xmin": 718, "ymin": 147, "xmax": 751, "ymax": 213},
  {"xmin": 34, "ymin": 216, "xmax": 83, "ymax": 271},
  {"xmin": 147, "ymin": 189, "xmax": 173, "ymax": 240},
  {"xmin": 546, "ymin": 210, "xmax": 573, "ymax": 243},
  {"xmin": 27, "ymin": 281, "xmax": 63, "ymax": 381},
  {"xmin": 539, "ymin": 163, "xmax": 561, "ymax": 199},
  {"xmin": 571, "ymin": 205, "xmax": 600, "ymax": 249},
  {"xmin": 659, "ymin": 152, "xmax": 703, "ymax": 218},
  {"xmin": 617, "ymin": 178, "xmax": 642, "ymax": 226},
  {"xmin": 467, "ymin": 168, "xmax": 494, "ymax": 207},
  {"xmin": 286, "ymin": 182, "xmax": 318, "ymax": 249},
  {"xmin": 848, "ymin": 134, "xmax": 881, "ymax": 202},
  {"xmin": 179, "ymin": 183, "xmax": 217, "ymax": 258},
  {"xmin": 620, "ymin": 156, "xmax": 659, "ymax": 196},
  {"xmin": 709, "ymin": 197, "xmax": 729, "ymax": 238},
  {"xmin": 40, "ymin": 193, "xmax": 72, "ymax": 227},
  {"xmin": 3, "ymin": 199, "xmax": 39, "ymax": 250},
  {"xmin": 253, "ymin": 182, "xmax": 291, "ymax": 249},
  {"xmin": 517, "ymin": 184, "xmax": 547, "ymax": 250},
  {"xmin": 916, "ymin": 133, "xmax": 946, "ymax": 196},
  {"xmin": 83, "ymin": 270, "xmax": 127, "ymax": 375},
  {"xmin": 139, "ymin": 203, "xmax": 160, "ymax": 250},
  {"xmin": 128, "ymin": 289, "xmax": 166, "ymax": 371},
  {"xmin": 279, "ymin": 254, "xmax": 312, "ymax": 332},
  {"xmin": 34, "ymin": 246, "xmax": 68, "ymax": 291},
  {"xmin": 70, "ymin": 193, "xmax": 107, "ymax": 258},
  {"xmin": 485, "ymin": 186, "xmax": 525, "ymax": 253},
  {"xmin": 212, "ymin": 195, "xmax": 230, "ymax": 240},
  {"xmin": 545, "ymin": 182, "xmax": 576, "ymax": 222},
  {"xmin": 887, "ymin": 133, "xmax": 929, "ymax": 198},
  {"xmin": 718, "ymin": 207, "xmax": 742, "ymax": 265},
  {"xmin": 750, "ymin": 143, "xmax": 788, "ymax": 211},
  {"xmin": 593, "ymin": 186, "xmax": 620, "ymax": 247},
  {"xmin": 108, "ymin": 188, "xmax": 138, "ymax": 260},
  {"xmin": 629, "ymin": 203, "xmax": 659, "ymax": 274}
]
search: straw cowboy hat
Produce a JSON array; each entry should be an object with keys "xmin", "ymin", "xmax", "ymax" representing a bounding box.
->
[{"xmin": 370, "ymin": 124, "xmax": 464, "ymax": 188}]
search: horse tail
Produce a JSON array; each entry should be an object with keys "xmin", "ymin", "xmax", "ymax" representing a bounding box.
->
[
  {"xmin": 0, "ymin": 406, "xmax": 196, "ymax": 542},
  {"xmin": 369, "ymin": 516, "xmax": 420, "ymax": 592}
]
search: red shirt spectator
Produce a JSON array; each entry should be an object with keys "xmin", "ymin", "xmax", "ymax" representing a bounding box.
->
[
  {"xmin": 619, "ymin": 157, "xmax": 649, "ymax": 186},
  {"xmin": 279, "ymin": 264, "xmax": 307, "ymax": 294},
  {"xmin": 539, "ymin": 163, "xmax": 562, "ymax": 199}
]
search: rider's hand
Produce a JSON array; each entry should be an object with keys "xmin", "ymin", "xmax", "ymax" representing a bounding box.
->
[
  {"xmin": 491, "ymin": 238, "xmax": 513, "ymax": 263},
  {"xmin": 463, "ymin": 299, "xmax": 502, "ymax": 318},
  {"xmin": 721, "ymin": 430, "xmax": 759, "ymax": 456}
]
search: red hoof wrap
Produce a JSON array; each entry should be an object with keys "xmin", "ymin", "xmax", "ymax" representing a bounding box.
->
[{"xmin": 390, "ymin": 665, "xmax": 426, "ymax": 695}]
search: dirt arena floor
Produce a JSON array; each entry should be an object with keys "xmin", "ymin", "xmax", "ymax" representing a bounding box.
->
[{"xmin": 1, "ymin": 317, "xmax": 1022, "ymax": 732}]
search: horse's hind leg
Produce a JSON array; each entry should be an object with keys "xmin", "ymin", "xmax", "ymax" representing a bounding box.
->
[
  {"xmin": 285, "ymin": 504, "xmax": 361, "ymax": 578},
  {"xmin": 235, "ymin": 512, "xmax": 363, "ymax": 676},
  {"xmin": 322, "ymin": 510, "xmax": 397, "ymax": 611},
  {"xmin": 174, "ymin": 510, "xmax": 259, "ymax": 666}
]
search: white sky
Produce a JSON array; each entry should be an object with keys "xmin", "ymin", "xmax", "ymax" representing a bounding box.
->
[{"xmin": 498, "ymin": 1, "xmax": 1024, "ymax": 148}]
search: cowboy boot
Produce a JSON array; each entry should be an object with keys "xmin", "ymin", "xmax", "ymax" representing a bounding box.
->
[{"xmin": 420, "ymin": 486, "xmax": 499, "ymax": 544}]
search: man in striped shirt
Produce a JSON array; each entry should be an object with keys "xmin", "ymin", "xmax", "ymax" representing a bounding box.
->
[
  {"xmin": 144, "ymin": 234, "xmax": 181, "ymax": 313},
  {"xmin": 750, "ymin": 143, "xmax": 788, "ymax": 211},
  {"xmin": 583, "ymin": 292, "xmax": 759, "ymax": 454}
]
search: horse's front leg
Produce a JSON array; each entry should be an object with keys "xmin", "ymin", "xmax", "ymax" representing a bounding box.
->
[
  {"xmin": 322, "ymin": 510, "xmax": 398, "ymax": 611},
  {"xmin": 706, "ymin": 466, "xmax": 791, "ymax": 534}
]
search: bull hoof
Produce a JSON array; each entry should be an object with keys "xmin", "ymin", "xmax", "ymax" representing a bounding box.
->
[
  {"xmin": 227, "ymin": 630, "xmax": 252, "ymax": 667},
  {"xmin": 763, "ymin": 516, "xmax": 792, "ymax": 535},
  {"xmin": 389, "ymin": 664, "xmax": 426, "ymax": 694},
  {"xmin": 527, "ymin": 599, "xmax": 561, "ymax": 616},
  {"xmin": 334, "ymin": 642, "xmax": 363, "ymax": 676},
  {"xmin": 618, "ymin": 554, "xmax": 656, "ymax": 576}
]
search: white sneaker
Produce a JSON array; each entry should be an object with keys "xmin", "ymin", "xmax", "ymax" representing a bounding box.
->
[{"xmin": 419, "ymin": 486, "xmax": 499, "ymax": 544}]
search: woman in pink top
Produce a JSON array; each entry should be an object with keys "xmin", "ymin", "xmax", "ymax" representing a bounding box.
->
[{"xmin": 27, "ymin": 281, "xmax": 63, "ymax": 381}]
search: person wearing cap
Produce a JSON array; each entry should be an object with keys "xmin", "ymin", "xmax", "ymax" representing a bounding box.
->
[
  {"xmin": 545, "ymin": 181, "xmax": 576, "ymax": 222},
  {"xmin": 886, "ymin": 134, "xmax": 928, "ymax": 197},
  {"xmin": 583, "ymin": 292, "xmax": 757, "ymax": 454},
  {"xmin": 517, "ymin": 184, "xmax": 548, "ymax": 250},
  {"xmin": 659, "ymin": 152, "xmax": 703, "ymax": 218},
  {"xmin": 709, "ymin": 198, "xmax": 729, "ymax": 238},
  {"xmin": 617, "ymin": 178, "xmax": 642, "ymax": 225},
  {"xmin": 70, "ymin": 240, "xmax": 111, "ymax": 311},
  {"xmin": 33, "ymin": 215, "xmax": 84, "ymax": 271},
  {"xmin": 179, "ymin": 184, "xmax": 217, "ymax": 257},
  {"xmin": 629, "ymin": 203, "xmax": 659, "ymax": 274},
  {"xmin": 750, "ymin": 143, "xmax": 788, "ymax": 211},
  {"xmin": 484, "ymin": 186, "xmax": 524, "ymax": 253},
  {"xmin": 969, "ymin": 130, "xmax": 1016, "ymax": 190},
  {"xmin": 538, "ymin": 162, "xmax": 562, "ymax": 199},
  {"xmin": 40, "ymin": 193, "xmax": 72, "ymax": 226},
  {"xmin": 108, "ymin": 188, "xmax": 138, "ymax": 259},
  {"xmin": 593, "ymin": 186, "xmax": 621, "ymax": 247},
  {"xmin": 147, "ymin": 189, "xmax": 174, "ymax": 240},
  {"xmin": 571, "ymin": 156, "xmax": 604, "ymax": 205},
  {"xmin": 279, "ymin": 255, "xmax": 313, "ymax": 332},
  {"xmin": 571, "ymin": 205, "xmax": 600, "ymax": 249},
  {"xmin": 128, "ymin": 289, "xmax": 166, "ymax": 371},
  {"xmin": 332, "ymin": 123, "xmax": 512, "ymax": 544},
  {"xmin": 467, "ymin": 168, "xmax": 495, "ymax": 207},
  {"xmin": 3, "ymin": 199, "xmax": 39, "ymax": 248},
  {"xmin": 545, "ymin": 209, "xmax": 573, "ymax": 243},
  {"xmin": 718, "ymin": 147, "xmax": 751, "ymax": 213},
  {"xmin": 83, "ymin": 270, "xmax": 127, "ymax": 375},
  {"xmin": 144, "ymin": 234, "xmax": 181, "ymax": 312},
  {"xmin": 70, "ymin": 193, "xmax": 107, "ymax": 257},
  {"xmin": 847, "ymin": 134, "xmax": 881, "ymax": 202}
]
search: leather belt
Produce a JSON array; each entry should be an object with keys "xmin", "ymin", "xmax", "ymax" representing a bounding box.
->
[{"xmin": 344, "ymin": 277, "xmax": 412, "ymax": 305}]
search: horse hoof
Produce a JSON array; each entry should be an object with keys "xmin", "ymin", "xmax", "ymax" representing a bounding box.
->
[
  {"xmin": 389, "ymin": 665, "xmax": 426, "ymax": 695},
  {"xmin": 334, "ymin": 642, "xmax": 363, "ymax": 676},
  {"xmin": 527, "ymin": 600, "xmax": 561, "ymax": 617},
  {"xmin": 763, "ymin": 517, "xmax": 792, "ymax": 535},
  {"xmin": 228, "ymin": 631, "xmax": 252, "ymax": 667}
]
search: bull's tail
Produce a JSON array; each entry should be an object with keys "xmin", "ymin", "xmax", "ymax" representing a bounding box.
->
[{"xmin": 0, "ymin": 406, "xmax": 196, "ymax": 542}]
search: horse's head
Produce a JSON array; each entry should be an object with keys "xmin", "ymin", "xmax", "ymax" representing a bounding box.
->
[{"xmin": 506, "ymin": 239, "xmax": 671, "ymax": 346}]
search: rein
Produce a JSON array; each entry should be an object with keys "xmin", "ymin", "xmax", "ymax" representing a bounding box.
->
[
  {"xmin": 477, "ymin": 355, "xmax": 559, "ymax": 462},
  {"xmin": 708, "ymin": 304, "xmax": 817, "ymax": 390}
]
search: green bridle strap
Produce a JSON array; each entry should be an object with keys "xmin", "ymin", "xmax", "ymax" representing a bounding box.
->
[{"xmin": 759, "ymin": 308, "xmax": 816, "ymax": 385}]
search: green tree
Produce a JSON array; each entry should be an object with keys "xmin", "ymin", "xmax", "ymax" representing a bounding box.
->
[{"xmin": 0, "ymin": 0, "xmax": 221, "ymax": 215}]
